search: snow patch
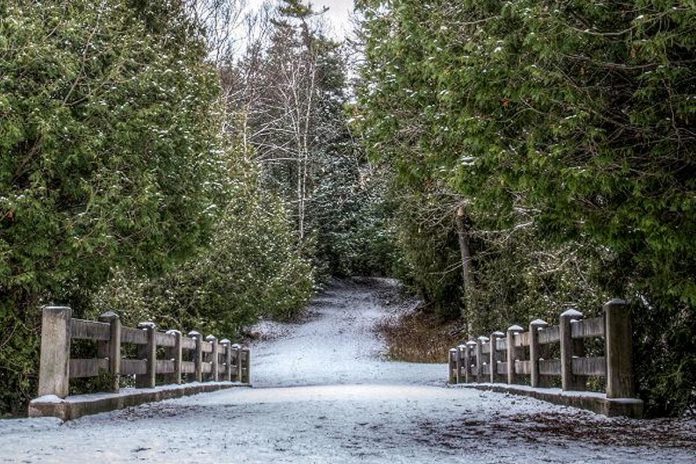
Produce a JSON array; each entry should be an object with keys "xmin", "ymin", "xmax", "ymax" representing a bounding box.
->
[{"xmin": 1, "ymin": 281, "xmax": 692, "ymax": 463}]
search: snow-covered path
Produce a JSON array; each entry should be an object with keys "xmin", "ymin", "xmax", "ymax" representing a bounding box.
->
[{"xmin": 1, "ymin": 279, "xmax": 694, "ymax": 463}]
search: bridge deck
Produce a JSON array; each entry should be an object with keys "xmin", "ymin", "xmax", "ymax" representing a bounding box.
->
[{"xmin": 1, "ymin": 279, "xmax": 693, "ymax": 463}]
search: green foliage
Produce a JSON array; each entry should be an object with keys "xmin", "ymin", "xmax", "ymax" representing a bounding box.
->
[
  {"xmin": 389, "ymin": 190, "xmax": 464, "ymax": 319},
  {"xmin": 470, "ymin": 228, "xmax": 610, "ymax": 331},
  {"xmin": 0, "ymin": 1, "xmax": 314, "ymax": 416},
  {"xmin": 0, "ymin": 0, "xmax": 223, "ymax": 414},
  {"xmin": 92, "ymin": 155, "xmax": 314, "ymax": 336},
  {"xmin": 228, "ymin": 2, "xmax": 395, "ymax": 279},
  {"xmin": 356, "ymin": 0, "xmax": 696, "ymax": 415},
  {"xmin": 310, "ymin": 156, "xmax": 399, "ymax": 279}
]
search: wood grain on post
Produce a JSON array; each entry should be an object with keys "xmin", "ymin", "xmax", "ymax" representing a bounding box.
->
[
  {"xmin": 465, "ymin": 341, "xmax": 476, "ymax": 383},
  {"xmin": 136, "ymin": 322, "xmax": 157, "ymax": 388},
  {"xmin": 506, "ymin": 325, "xmax": 523, "ymax": 385},
  {"xmin": 241, "ymin": 347, "xmax": 251, "ymax": 384},
  {"xmin": 219, "ymin": 339, "xmax": 231, "ymax": 382},
  {"xmin": 188, "ymin": 331, "xmax": 203, "ymax": 383},
  {"xmin": 166, "ymin": 330, "xmax": 182, "ymax": 384},
  {"xmin": 98, "ymin": 311, "xmax": 121, "ymax": 392},
  {"xmin": 571, "ymin": 317, "xmax": 587, "ymax": 390},
  {"xmin": 560, "ymin": 309, "xmax": 583, "ymax": 391},
  {"xmin": 455, "ymin": 345, "xmax": 466, "ymax": 383},
  {"xmin": 231, "ymin": 344, "xmax": 242, "ymax": 382},
  {"xmin": 529, "ymin": 319, "xmax": 547, "ymax": 388},
  {"xmin": 605, "ymin": 299, "xmax": 635, "ymax": 398},
  {"xmin": 489, "ymin": 331, "xmax": 504, "ymax": 383},
  {"xmin": 475, "ymin": 336, "xmax": 487, "ymax": 382},
  {"xmin": 206, "ymin": 335, "xmax": 218, "ymax": 382},
  {"xmin": 448, "ymin": 348, "xmax": 457, "ymax": 384},
  {"xmin": 38, "ymin": 306, "xmax": 72, "ymax": 398}
]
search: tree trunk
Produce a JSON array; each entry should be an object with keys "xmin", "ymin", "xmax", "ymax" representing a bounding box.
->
[{"xmin": 455, "ymin": 204, "xmax": 475, "ymax": 335}]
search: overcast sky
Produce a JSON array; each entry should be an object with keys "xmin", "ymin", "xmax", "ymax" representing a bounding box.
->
[
  {"xmin": 246, "ymin": 0, "xmax": 355, "ymax": 39},
  {"xmin": 314, "ymin": 0, "xmax": 355, "ymax": 37}
]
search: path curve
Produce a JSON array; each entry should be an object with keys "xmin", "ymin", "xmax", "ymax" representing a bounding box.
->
[{"xmin": 1, "ymin": 279, "xmax": 693, "ymax": 463}]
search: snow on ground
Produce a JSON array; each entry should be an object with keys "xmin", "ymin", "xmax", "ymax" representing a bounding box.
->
[{"xmin": 1, "ymin": 278, "xmax": 694, "ymax": 463}]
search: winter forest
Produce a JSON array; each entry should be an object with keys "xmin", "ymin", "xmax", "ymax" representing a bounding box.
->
[{"xmin": 1, "ymin": 0, "xmax": 694, "ymax": 434}]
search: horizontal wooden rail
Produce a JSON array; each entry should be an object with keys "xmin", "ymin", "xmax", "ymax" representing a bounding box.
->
[
  {"xmin": 121, "ymin": 359, "xmax": 147, "ymax": 376},
  {"xmin": 69, "ymin": 358, "xmax": 109, "ymax": 378},
  {"xmin": 448, "ymin": 299, "xmax": 642, "ymax": 417},
  {"xmin": 71, "ymin": 319, "xmax": 111, "ymax": 341},
  {"xmin": 155, "ymin": 332, "xmax": 176, "ymax": 347},
  {"xmin": 36, "ymin": 307, "xmax": 251, "ymax": 401},
  {"xmin": 121, "ymin": 327, "xmax": 148, "ymax": 345},
  {"xmin": 538, "ymin": 326, "xmax": 560, "ymax": 345},
  {"xmin": 573, "ymin": 356, "xmax": 606, "ymax": 377},
  {"xmin": 571, "ymin": 316, "xmax": 605, "ymax": 339},
  {"xmin": 515, "ymin": 360, "xmax": 531, "ymax": 375},
  {"xmin": 538, "ymin": 359, "xmax": 561, "ymax": 376},
  {"xmin": 181, "ymin": 361, "xmax": 196, "ymax": 374}
]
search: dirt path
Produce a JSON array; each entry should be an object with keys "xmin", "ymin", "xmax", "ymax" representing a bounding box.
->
[{"xmin": 1, "ymin": 279, "xmax": 694, "ymax": 463}]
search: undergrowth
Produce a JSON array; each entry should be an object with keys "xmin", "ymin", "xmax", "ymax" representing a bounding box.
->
[{"xmin": 376, "ymin": 309, "xmax": 462, "ymax": 363}]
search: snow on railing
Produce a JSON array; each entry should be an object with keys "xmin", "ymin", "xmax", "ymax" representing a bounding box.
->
[
  {"xmin": 36, "ymin": 306, "xmax": 250, "ymax": 399},
  {"xmin": 448, "ymin": 299, "xmax": 643, "ymax": 417}
]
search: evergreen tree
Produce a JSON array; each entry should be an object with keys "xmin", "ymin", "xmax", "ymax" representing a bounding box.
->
[
  {"xmin": 0, "ymin": 0, "xmax": 227, "ymax": 413},
  {"xmin": 356, "ymin": 0, "xmax": 695, "ymax": 415},
  {"xmin": 226, "ymin": 0, "xmax": 395, "ymax": 277}
]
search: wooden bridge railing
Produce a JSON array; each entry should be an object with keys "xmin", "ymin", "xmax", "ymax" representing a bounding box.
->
[
  {"xmin": 37, "ymin": 306, "xmax": 250, "ymax": 399},
  {"xmin": 448, "ymin": 299, "xmax": 642, "ymax": 416}
]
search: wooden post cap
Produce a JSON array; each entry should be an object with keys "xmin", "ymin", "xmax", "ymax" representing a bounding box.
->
[
  {"xmin": 43, "ymin": 305, "xmax": 72, "ymax": 311},
  {"xmin": 99, "ymin": 311, "xmax": 120, "ymax": 320},
  {"xmin": 138, "ymin": 321, "xmax": 156, "ymax": 329},
  {"xmin": 188, "ymin": 330, "xmax": 201, "ymax": 338},
  {"xmin": 560, "ymin": 308, "xmax": 583, "ymax": 319}
]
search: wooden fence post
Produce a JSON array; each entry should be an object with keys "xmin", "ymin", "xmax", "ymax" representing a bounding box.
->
[
  {"xmin": 448, "ymin": 348, "xmax": 457, "ymax": 383},
  {"xmin": 560, "ymin": 309, "xmax": 583, "ymax": 391},
  {"xmin": 231, "ymin": 344, "xmax": 242, "ymax": 382},
  {"xmin": 220, "ymin": 339, "xmax": 231, "ymax": 382},
  {"xmin": 605, "ymin": 299, "xmax": 635, "ymax": 398},
  {"xmin": 136, "ymin": 322, "xmax": 156, "ymax": 388},
  {"xmin": 206, "ymin": 335, "xmax": 218, "ymax": 381},
  {"xmin": 456, "ymin": 344, "xmax": 466, "ymax": 383},
  {"xmin": 188, "ymin": 331, "xmax": 203, "ymax": 383},
  {"xmin": 98, "ymin": 311, "xmax": 121, "ymax": 392},
  {"xmin": 506, "ymin": 325, "xmax": 523, "ymax": 385},
  {"xmin": 529, "ymin": 319, "xmax": 547, "ymax": 388},
  {"xmin": 490, "ymin": 331, "xmax": 504, "ymax": 383},
  {"xmin": 475, "ymin": 336, "xmax": 487, "ymax": 382},
  {"xmin": 241, "ymin": 347, "xmax": 251, "ymax": 384},
  {"xmin": 455, "ymin": 345, "xmax": 464, "ymax": 383},
  {"xmin": 38, "ymin": 306, "xmax": 72, "ymax": 398},
  {"xmin": 166, "ymin": 329, "xmax": 182, "ymax": 384},
  {"xmin": 465, "ymin": 341, "xmax": 476, "ymax": 383}
]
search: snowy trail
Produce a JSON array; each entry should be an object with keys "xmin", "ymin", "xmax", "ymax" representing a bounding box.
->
[{"xmin": 1, "ymin": 279, "xmax": 694, "ymax": 463}]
